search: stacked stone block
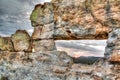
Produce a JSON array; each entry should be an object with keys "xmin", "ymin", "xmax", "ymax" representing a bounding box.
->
[
  {"xmin": 0, "ymin": 30, "xmax": 31, "ymax": 52},
  {"xmin": 30, "ymin": 3, "xmax": 56, "ymax": 52}
]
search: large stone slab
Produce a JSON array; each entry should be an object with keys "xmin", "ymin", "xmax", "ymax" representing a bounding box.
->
[
  {"xmin": 32, "ymin": 39, "xmax": 56, "ymax": 52},
  {"xmin": 11, "ymin": 30, "xmax": 31, "ymax": 51}
]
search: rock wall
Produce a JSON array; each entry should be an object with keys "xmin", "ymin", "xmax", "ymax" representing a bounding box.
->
[
  {"xmin": 105, "ymin": 28, "xmax": 120, "ymax": 61},
  {"xmin": 0, "ymin": 0, "xmax": 120, "ymax": 79},
  {"xmin": 30, "ymin": 3, "xmax": 56, "ymax": 52},
  {"xmin": 30, "ymin": 0, "xmax": 120, "ymax": 40},
  {"xmin": 29, "ymin": 0, "xmax": 120, "ymax": 59},
  {"xmin": 0, "ymin": 0, "xmax": 119, "ymax": 60},
  {"xmin": 0, "ymin": 51, "xmax": 120, "ymax": 80},
  {"xmin": 0, "ymin": 30, "xmax": 31, "ymax": 52}
]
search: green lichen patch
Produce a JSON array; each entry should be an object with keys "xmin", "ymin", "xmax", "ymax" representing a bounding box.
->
[
  {"xmin": 30, "ymin": 4, "xmax": 44, "ymax": 23},
  {"xmin": 30, "ymin": 9, "xmax": 39, "ymax": 22},
  {"xmin": 30, "ymin": 3, "xmax": 54, "ymax": 26}
]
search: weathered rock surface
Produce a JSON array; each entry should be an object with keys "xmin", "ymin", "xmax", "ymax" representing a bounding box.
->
[
  {"xmin": 32, "ymin": 23, "xmax": 54, "ymax": 39},
  {"xmin": 32, "ymin": 39, "xmax": 56, "ymax": 52},
  {"xmin": 0, "ymin": 37, "xmax": 14, "ymax": 51},
  {"xmin": 105, "ymin": 28, "xmax": 120, "ymax": 62},
  {"xmin": 104, "ymin": 28, "xmax": 120, "ymax": 80},
  {"xmin": 30, "ymin": 3, "xmax": 56, "ymax": 52},
  {"xmin": 30, "ymin": 3, "xmax": 54, "ymax": 26},
  {"xmin": 0, "ymin": 51, "xmax": 120, "ymax": 80},
  {"xmin": 0, "ymin": 51, "xmax": 73, "ymax": 80},
  {"xmin": 11, "ymin": 30, "xmax": 31, "ymax": 51},
  {"xmin": 30, "ymin": 0, "xmax": 120, "ymax": 40},
  {"xmin": 1, "ymin": 0, "xmax": 120, "ymax": 80},
  {"xmin": 52, "ymin": 0, "xmax": 112, "ymax": 40}
]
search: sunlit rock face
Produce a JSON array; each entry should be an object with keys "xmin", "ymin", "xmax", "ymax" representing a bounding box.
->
[
  {"xmin": 30, "ymin": 0, "xmax": 120, "ymax": 53},
  {"xmin": 31, "ymin": 3, "xmax": 54, "ymax": 40},
  {"xmin": 52, "ymin": 0, "xmax": 120, "ymax": 40},
  {"xmin": 29, "ymin": 0, "xmax": 120, "ymax": 58},
  {"xmin": 30, "ymin": 0, "xmax": 120, "ymax": 40},
  {"xmin": 11, "ymin": 30, "xmax": 31, "ymax": 51}
]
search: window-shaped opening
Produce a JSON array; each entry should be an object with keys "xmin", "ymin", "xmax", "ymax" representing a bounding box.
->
[{"xmin": 55, "ymin": 40, "xmax": 106, "ymax": 64}]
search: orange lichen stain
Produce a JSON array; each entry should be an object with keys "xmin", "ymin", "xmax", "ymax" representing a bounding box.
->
[{"xmin": 109, "ymin": 54, "xmax": 120, "ymax": 62}]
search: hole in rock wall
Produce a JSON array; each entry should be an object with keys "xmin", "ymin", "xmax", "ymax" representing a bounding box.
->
[{"xmin": 55, "ymin": 40, "xmax": 107, "ymax": 64}]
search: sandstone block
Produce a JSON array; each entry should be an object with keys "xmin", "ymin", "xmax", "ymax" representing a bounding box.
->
[
  {"xmin": 32, "ymin": 23, "xmax": 54, "ymax": 39},
  {"xmin": 30, "ymin": 2, "xmax": 54, "ymax": 26},
  {"xmin": 0, "ymin": 37, "xmax": 14, "ymax": 51},
  {"xmin": 32, "ymin": 39, "xmax": 56, "ymax": 52},
  {"xmin": 11, "ymin": 30, "xmax": 31, "ymax": 51}
]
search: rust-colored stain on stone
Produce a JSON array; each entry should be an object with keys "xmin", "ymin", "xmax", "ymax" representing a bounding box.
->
[{"xmin": 109, "ymin": 54, "xmax": 120, "ymax": 62}]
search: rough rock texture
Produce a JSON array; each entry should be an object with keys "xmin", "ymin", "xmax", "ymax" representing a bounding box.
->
[
  {"xmin": 30, "ymin": 0, "xmax": 120, "ymax": 40},
  {"xmin": 0, "ymin": 51, "xmax": 73, "ymax": 80},
  {"xmin": 52, "ymin": 0, "xmax": 111, "ymax": 40},
  {"xmin": 1, "ymin": 0, "xmax": 120, "ymax": 80},
  {"xmin": 30, "ymin": 3, "xmax": 54, "ymax": 40},
  {"xmin": 11, "ymin": 30, "xmax": 31, "ymax": 51},
  {"xmin": 30, "ymin": 3, "xmax": 54, "ymax": 26},
  {"xmin": 0, "ymin": 51, "xmax": 120, "ymax": 80},
  {"xmin": 104, "ymin": 28, "xmax": 120, "ymax": 79},
  {"xmin": 24, "ymin": 0, "xmax": 120, "ymax": 79},
  {"xmin": 0, "ymin": 37, "xmax": 14, "ymax": 51},
  {"xmin": 29, "ymin": 0, "xmax": 120, "ymax": 52},
  {"xmin": 105, "ymin": 28, "xmax": 120, "ymax": 62},
  {"xmin": 30, "ymin": 3, "xmax": 56, "ymax": 52},
  {"xmin": 32, "ymin": 23, "xmax": 54, "ymax": 39},
  {"xmin": 32, "ymin": 39, "xmax": 56, "ymax": 52}
]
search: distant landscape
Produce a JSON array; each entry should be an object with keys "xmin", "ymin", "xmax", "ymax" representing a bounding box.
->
[
  {"xmin": 72, "ymin": 56, "xmax": 103, "ymax": 64},
  {"xmin": 56, "ymin": 40, "xmax": 106, "ymax": 58}
]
